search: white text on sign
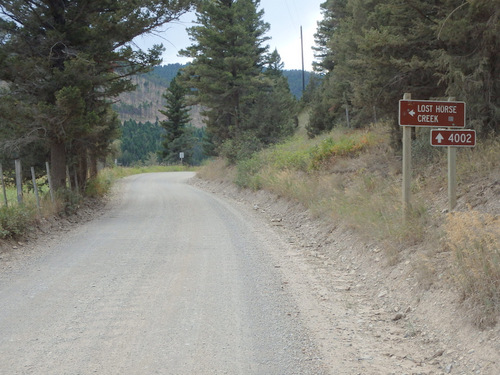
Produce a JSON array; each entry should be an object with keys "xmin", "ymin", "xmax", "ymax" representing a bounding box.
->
[
  {"xmin": 417, "ymin": 104, "xmax": 458, "ymax": 114},
  {"xmin": 430, "ymin": 129, "xmax": 476, "ymax": 147},
  {"xmin": 418, "ymin": 115, "xmax": 439, "ymax": 123},
  {"xmin": 399, "ymin": 100, "xmax": 466, "ymax": 127}
]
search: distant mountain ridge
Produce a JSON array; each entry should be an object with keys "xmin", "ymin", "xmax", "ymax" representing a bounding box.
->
[{"xmin": 115, "ymin": 64, "xmax": 316, "ymax": 125}]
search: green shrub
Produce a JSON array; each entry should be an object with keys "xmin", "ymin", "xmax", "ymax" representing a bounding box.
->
[
  {"xmin": 56, "ymin": 189, "xmax": 82, "ymax": 216},
  {"xmin": 310, "ymin": 132, "xmax": 377, "ymax": 170},
  {"xmin": 0, "ymin": 204, "xmax": 34, "ymax": 238},
  {"xmin": 85, "ymin": 173, "xmax": 113, "ymax": 198},
  {"xmin": 235, "ymin": 157, "xmax": 264, "ymax": 190}
]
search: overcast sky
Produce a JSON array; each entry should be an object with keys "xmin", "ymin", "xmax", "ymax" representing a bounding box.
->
[{"xmin": 134, "ymin": 0, "xmax": 324, "ymax": 71}]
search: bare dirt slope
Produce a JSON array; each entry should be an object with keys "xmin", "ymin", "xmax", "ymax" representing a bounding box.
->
[{"xmin": 191, "ymin": 175, "xmax": 500, "ymax": 375}]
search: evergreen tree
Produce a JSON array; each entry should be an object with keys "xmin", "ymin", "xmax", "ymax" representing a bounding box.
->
[
  {"xmin": 180, "ymin": 0, "xmax": 270, "ymax": 152},
  {"xmin": 312, "ymin": 0, "xmax": 348, "ymax": 73},
  {"xmin": 308, "ymin": 0, "xmax": 499, "ymax": 140},
  {"xmin": 266, "ymin": 49, "xmax": 285, "ymax": 77},
  {"xmin": 221, "ymin": 49, "xmax": 297, "ymax": 162},
  {"xmin": 159, "ymin": 73, "xmax": 193, "ymax": 164},
  {"xmin": 0, "ymin": 0, "xmax": 193, "ymax": 190},
  {"xmin": 434, "ymin": 0, "xmax": 499, "ymax": 136}
]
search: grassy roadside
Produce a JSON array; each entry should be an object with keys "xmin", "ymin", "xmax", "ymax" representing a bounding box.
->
[
  {"xmin": 198, "ymin": 124, "xmax": 500, "ymax": 327},
  {"xmin": 85, "ymin": 165, "xmax": 197, "ymax": 197},
  {"xmin": 0, "ymin": 165, "xmax": 196, "ymax": 239}
]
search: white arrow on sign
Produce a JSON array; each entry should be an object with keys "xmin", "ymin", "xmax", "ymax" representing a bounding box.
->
[
  {"xmin": 409, "ymin": 110, "xmax": 416, "ymax": 117},
  {"xmin": 435, "ymin": 133, "xmax": 444, "ymax": 143}
]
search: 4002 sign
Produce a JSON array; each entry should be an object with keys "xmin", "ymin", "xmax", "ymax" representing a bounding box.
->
[{"xmin": 430, "ymin": 129, "xmax": 476, "ymax": 147}]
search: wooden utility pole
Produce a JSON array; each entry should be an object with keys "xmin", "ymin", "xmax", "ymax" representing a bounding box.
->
[{"xmin": 300, "ymin": 26, "xmax": 305, "ymax": 92}]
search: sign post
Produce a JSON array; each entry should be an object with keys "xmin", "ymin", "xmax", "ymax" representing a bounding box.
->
[
  {"xmin": 402, "ymin": 93, "xmax": 412, "ymax": 217},
  {"xmin": 399, "ymin": 96, "xmax": 471, "ymax": 213},
  {"xmin": 430, "ymin": 128, "xmax": 476, "ymax": 211}
]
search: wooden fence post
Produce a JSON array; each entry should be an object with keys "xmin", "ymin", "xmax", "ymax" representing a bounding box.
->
[
  {"xmin": 46, "ymin": 162, "xmax": 55, "ymax": 202},
  {"xmin": 31, "ymin": 167, "xmax": 41, "ymax": 209},
  {"xmin": 0, "ymin": 163, "xmax": 7, "ymax": 207},
  {"xmin": 15, "ymin": 159, "xmax": 23, "ymax": 204}
]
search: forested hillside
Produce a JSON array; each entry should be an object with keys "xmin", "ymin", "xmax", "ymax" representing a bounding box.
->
[
  {"xmin": 283, "ymin": 70, "xmax": 316, "ymax": 100},
  {"xmin": 115, "ymin": 64, "xmax": 315, "ymax": 124}
]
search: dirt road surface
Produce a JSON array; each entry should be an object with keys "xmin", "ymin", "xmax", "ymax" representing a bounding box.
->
[
  {"xmin": 2, "ymin": 172, "xmax": 499, "ymax": 374},
  {"xmin": 0, "ymin": 172, "xmax": 327, "ymax": 374}
]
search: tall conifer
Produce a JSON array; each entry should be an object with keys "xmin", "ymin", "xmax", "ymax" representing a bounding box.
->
[
  {"xmin": 180, "ymin": 0, "xmax": 270, "ymax": 151},
  {"xmin": 159, "ymin": 74, "xmax": 193, "ymax": 164},
  {"xmin": 0, "ymin": 0, "xmax": 193, "ymax": 189}
]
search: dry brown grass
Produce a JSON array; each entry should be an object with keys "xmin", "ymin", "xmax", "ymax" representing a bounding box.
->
[
  {"xmin": 445, "ymin": 210, "xmax": 500, "ymax": 327},
  {"xmin": 197, "ymin": 158, "xmax": 236, "ymax": 183}
]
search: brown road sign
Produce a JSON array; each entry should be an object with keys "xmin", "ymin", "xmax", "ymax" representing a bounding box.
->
[
  {"xmin": 430, "ymin": 129, "xmax": 476, "ymax": 147},
  {"xmin": 399, "ymin": 100, "xmax": 466, "ymax": 127}
]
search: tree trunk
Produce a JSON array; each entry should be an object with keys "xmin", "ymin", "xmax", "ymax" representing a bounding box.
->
[
  {"xmin": 89, "ymin": 151, "xmax": 98, "ymax": 179},
  {"xmin": 76, "ymin": 149, "xmax": 88, "ymax": 192},
  {"xmin": 50, "ymin": 140, "xmax": 67, "ymax": 191}
]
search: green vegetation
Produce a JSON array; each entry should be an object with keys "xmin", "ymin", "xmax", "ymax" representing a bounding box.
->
[
  {"xmin": 85, "ymin": 166, "xmax": 197, "ymax": 198},
  {"xmin": 234, "ymin": 129, "xmax": 384, "ymax": 189},
  {"xmin": 282, "ymin": 70, "xmax": 318, "ymax": 100},
  {"xmin": 0, "ymin": 204, "xmax": 34, "ymax": 238},
  {"xmin": 0, "ymin": 1, "xmax": 194, "ymax": 191},
  {"xmin": 159, "ymin": 74, "xmax": 195, "ymax": 164},
  {"xmin": 309, "ymin": 0, "xmax": 499, "ymax": 142},
  {"xmin": 118, "ymin": 119, "xmax": 206, "ymax": 167},
  {"xmin": 180, "ymin": 0, "xmax": 297, "ymax": 160},
  {"xmin": 119, "ymin": 120, "xmax": 164, "ymax": 166}
]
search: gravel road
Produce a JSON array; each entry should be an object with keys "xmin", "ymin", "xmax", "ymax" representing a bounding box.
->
[{"xmin": 0, "ymin": 172, "xmax": 328, "ymax": 374}]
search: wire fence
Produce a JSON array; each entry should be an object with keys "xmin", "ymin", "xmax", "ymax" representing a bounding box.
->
[{"xmin": 0, "ymin": 160, "xmax": 55, "ymax": 209}]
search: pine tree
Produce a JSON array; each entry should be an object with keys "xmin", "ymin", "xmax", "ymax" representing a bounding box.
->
[
  {"xmin": 0, "ymin": 0, "xmax": 193, "ymax": 190},
  {"xmin": 309, "ymin": 0, "xmax": 499, "ymax": 139},
  {"xmin": 159, "ymin": 74, "xmax": 193, "ymax": 164},
  {"xmin": 312, "ymin": 0, "xmax": 348, "ymax": 73},
  {"xmin": 180, "ymin": 0, "xmax": 270, "ymax": 152},
  {"xmin": 434, "ymin": 0, "xmax": 500, "ymax": 135}
]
